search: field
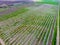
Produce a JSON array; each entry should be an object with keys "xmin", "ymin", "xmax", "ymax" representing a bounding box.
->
[
  {"xmin": 0, "ymin": 8, "xmax": 9, "ymax": 12},
  {"xmin": 0, "ymin": 3, "xmax": 58, "ymax": 45}
]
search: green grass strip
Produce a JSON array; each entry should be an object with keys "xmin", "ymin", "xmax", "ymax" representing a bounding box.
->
[
  {"xmin": 52, "ymin": 21, "xmax": 57, "ymax": 45},
  {"xmin": 37, "ymin": 2, "xmax": 58, "ymax": 5},
  {"xmin": 0, "ymin": 8, "xmax": 28, "ymax": 21}
]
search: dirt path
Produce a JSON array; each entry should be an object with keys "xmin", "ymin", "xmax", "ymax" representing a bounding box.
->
[{"xmin": 0, "ymin": 38, "xmax": 5, "ymax": 45}]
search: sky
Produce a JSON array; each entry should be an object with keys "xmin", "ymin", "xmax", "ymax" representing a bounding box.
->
[{"xmin": 0, "ymin": 0, "xmax": 59, "ymax": 2}]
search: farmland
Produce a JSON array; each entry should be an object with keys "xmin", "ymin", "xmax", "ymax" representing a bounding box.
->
[
  {"xmin": 0, "ymin": 8, "xmax": 9, "ymax": 12},
  {"xmin": 0, "ymin": 3, "xmax": 58, "ymax": 45}
]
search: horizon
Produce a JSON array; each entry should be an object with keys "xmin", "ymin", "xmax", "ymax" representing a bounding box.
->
[{"xmin": 0, "ymin": 0, "xmax": 59, "ymax": 2}]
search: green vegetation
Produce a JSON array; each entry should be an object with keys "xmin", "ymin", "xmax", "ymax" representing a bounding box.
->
[
  {"xmin": 52, "ymin": 22, "xmax": 57, "ymax": 45},
  {"xmin": 37, "ymin": 2, "xmax": 58, "ymax": 5},
  {"xmin": 0, "ymin": 4, "xmax": 58, "ymax": 45},
  {"xmin": 0, "ymin": 8, "xmax": 8, "ymax": 12},
  {"xmin": 0, "ymin": 8, "xmax": 28, "ymax": 21}
]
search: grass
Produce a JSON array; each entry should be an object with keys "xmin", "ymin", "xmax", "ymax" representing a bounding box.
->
[
  {"xmin": 0, "ymin": 8, "xmax": 8, "ymax": 12},
  {"xmin": 52, "ymin": 22, "xmax": 57, "ymax": 45},
  {"xmin": 0, "ymin": 8, "xmax": 28, "ymax": 21},
  {"xmin": 37, "ymin": 2, "xmax": 58, "ymax": 5}
]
